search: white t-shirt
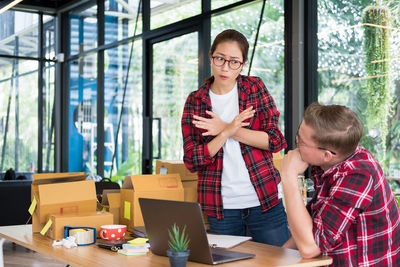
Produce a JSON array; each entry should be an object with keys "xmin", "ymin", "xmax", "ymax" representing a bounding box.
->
[{"xmin": 209, "ymin": 84, "xmax": 260, "ymax": 209}]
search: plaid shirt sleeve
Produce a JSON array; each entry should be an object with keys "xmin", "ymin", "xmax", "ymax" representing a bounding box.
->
[
  {"xmin": 252, "ymin": 78, "xmax": 286, "ymax": 152},
  {"xmin": 181, "ymin": 91, "xmax": 214, "ymax": 172},
  {"xmin": 312, "ymin": 168, "xmax": 374, "ymax": 252},
  {"xmin": 311, "ymin": 148, "xmax": 400, "ymax": 266}
]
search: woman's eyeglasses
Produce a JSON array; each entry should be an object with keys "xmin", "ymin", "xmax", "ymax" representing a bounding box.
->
[{"xmin": 211, "ymin": 56, "xmax": 243, "ymax": 70}]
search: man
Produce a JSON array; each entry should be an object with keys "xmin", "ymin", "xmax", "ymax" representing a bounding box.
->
[{"xmin": 281, "ymin": 102, "xmax": 400, "ymax": 266}]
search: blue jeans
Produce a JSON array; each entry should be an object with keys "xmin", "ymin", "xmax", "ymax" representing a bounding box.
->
[{"xmin": 207, "ymin": 200, "xmax": 290, "ymax": 246}]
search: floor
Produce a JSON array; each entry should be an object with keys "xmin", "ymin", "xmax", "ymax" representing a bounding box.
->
[{"xmin": 2, "ymin": 240, "xmax": 66, "ymax": 267}]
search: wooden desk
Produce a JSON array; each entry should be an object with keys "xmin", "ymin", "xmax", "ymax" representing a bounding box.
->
[{"xmin": 0, "ymin": 225, "xmax": 332, "ymax": 267}]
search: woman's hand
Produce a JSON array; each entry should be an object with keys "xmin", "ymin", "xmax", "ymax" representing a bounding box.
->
[
  {"xmin": 222, "ymin": 106, "xmax": 255, "ymax": 138},
  {"xmin": 193, "ymin": 107, "xmax": 255, "ymax": 137},
  {"xmin": 193, "ymin": 111, "xmax": 227, "ymax": 136}
]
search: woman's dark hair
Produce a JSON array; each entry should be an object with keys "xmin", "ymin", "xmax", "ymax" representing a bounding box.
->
[{"xmin": 203, "ymin": 29, "xmax": 249, "ymax": 85}]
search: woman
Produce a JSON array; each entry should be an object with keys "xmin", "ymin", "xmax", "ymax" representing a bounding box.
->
[{"xmin": 181, "ymin": 29, "xmax": 289, "ymax": 246}]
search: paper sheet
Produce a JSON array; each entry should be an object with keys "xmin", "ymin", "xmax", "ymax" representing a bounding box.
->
[{"xmin": 206, "ymin": 234, "xmax": 252, "ymax": 248}]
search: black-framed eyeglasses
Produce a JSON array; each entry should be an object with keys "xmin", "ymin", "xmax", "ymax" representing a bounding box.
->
[
  {"xmin": 211, "ymin": 56, "xmax": 243, "ymax": 70},
  {"xmin": 295, "ymin": 129, "xmax": 337, "ymax": 155}
]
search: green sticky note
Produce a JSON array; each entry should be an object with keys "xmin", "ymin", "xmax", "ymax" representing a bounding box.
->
[{"xmin": 124, "ymin": 201, "xmax": 131, "ymax": 220}]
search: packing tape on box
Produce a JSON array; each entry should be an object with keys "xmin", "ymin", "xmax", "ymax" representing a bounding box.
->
[{"xmin": 64, "ymin": 226, "xmax": 96, "ymax": 246}]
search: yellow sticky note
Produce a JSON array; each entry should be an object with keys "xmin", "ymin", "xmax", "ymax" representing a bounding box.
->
[
  {"xmin": 124, "ymin": 201, "xmax": 131, "ymax": 220},
  {"xmin": 128, "ymin": 238, "xmax": 149, "ymax": 245},
  {"xmin": 40, "ymin": 218, "xmax": 53, "ymax": 236},
  {"xmin": 28, "ymin": 196, "xmax": 37, "ymax": 215}
]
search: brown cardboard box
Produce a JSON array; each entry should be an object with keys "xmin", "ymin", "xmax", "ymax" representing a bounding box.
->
[
  {"xmin": 182, "ymin": 180, "xmax": 197, "ymax": 202},
  {"xmin": 120, "ymin": 174, "xmax": 184, "ymax": 227},
  {"xmin": 155, "ymin": 160, "xmax": 197, "ymax": 181},
  {"xmin": 47, "ymin": 211, "xmax": 113, "ymax": 240},
  {"xmin": 272, "ymin": 152, "xmax": 283, "ymax": 173},
  {"xmin": 31, "ymin": 172, "xmax": 96, "ymax": 233},
  {"xmin": 98, "ymin": 189, "xmax": 121, "ymax": 224}
]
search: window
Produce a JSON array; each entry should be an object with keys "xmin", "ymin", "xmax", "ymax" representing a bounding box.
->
[
  {"xmin": 150, "ymin": 0, "xmax": 200, "ymax": 30},
  {"xmin": 104, "ymin": 0, "xmax": 142, "ymax": 44},
  {"xmin": 104, "ymin": 40, "xmax": 143, "ymax": 179},
  {"xmin": 318, "ymin": 1, "xmax": 400, "ymax": 177},
  {"xmin": 212, "ymin": 0, "xmax": 285, "ymax": 133},
  {"xmin": 0, "ymin": 11, "xmax": 55, "ymax": 172}
]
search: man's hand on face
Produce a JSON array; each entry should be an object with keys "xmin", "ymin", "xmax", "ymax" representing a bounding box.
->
[{"xmin": 281, "ymin": 149, "xmax": 309, "ymax": 182}]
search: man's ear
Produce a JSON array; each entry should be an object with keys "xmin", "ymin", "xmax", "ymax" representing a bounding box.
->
[{"xmin": 322, "ymin": 150, "xmax": 334, "ymax": 162}]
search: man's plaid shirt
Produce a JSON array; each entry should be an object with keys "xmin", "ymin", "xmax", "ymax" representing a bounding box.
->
[
  {"xmin": 308, "ymin": 146, "xmax": 400, "ymax": 266},
  {"xmin": 181, "ymin": 75, "xmax": 286, "ymax": 219}
]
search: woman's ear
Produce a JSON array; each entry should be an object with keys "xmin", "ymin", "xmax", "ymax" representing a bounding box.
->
[{"xmin": 240, "ymin": 61, "xmax": 247, "ymax": 72}]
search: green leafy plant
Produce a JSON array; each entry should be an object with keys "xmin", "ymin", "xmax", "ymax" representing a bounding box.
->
[
  {"xmin": 361, "ymin": 5, "xmax": 392, "ymax": 166},
  {"xmin": 168, "ymin": 223, "xmax": 190, "ymax": 252},
  {"xmin": 85, "ymin": 154, "xmax": 139, "ymax": 186}
]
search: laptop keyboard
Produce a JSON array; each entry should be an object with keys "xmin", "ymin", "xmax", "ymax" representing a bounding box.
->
[
  {"xmin": 212, "ymin": 252, "xmax": 231, "ymax": 262},
  {"xmin": 211, "ymin": 247, "xmax": 255, "ymax": 264}
]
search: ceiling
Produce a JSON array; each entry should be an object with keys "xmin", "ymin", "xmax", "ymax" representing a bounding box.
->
[{"xmin": 14, "ymin": 0, "xmax": 82, "ymax": 13}]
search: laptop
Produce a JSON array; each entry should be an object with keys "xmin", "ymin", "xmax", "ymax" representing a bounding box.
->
[{"xmin": 138, "ymin": 198, "xmax": 255, "ymax": 265}]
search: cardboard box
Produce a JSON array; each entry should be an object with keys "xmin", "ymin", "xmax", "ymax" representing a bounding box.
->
[
  {"xmin": 97, "ymin": 189, "xmax": 121, "ymax": 224},
  {"xmin": 47, "ymin": 211, "xmax": 113, "ymax": 240},
  {"xmin": 155, "ymin": 160, "xmax": 197, "ymax": 181},
  {"xmin": 273, "ymin": 152, "xmax": 283, "ymax": 173},
  {"xmin": 182, "ymin": 180, "xmax": 197, "ymax": 202},
  {"xmin": 120, "ymin": 174, "xmax": 184, "ymax": 227},
  {"xmin": 31, "ymin": 172, "xmax": 96, "ymax": 233}
]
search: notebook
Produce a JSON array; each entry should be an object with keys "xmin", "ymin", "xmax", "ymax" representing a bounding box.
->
[{"xmin": 138, "ymin": 198, "xmax": 255, "ymax": 265}]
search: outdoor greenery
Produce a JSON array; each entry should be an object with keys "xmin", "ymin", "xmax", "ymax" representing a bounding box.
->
[
  {"xmin": 318, "ymin": 0, "xmax": 400, "ymax": 181},
  {"xmin": 361, "ymin": 5, "xmax": 391, "ymax": 168}
]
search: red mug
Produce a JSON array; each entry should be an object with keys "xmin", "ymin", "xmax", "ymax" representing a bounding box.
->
[{"xmin": 99, "ymin": 225, "xmax": 127, "ymax": 241}]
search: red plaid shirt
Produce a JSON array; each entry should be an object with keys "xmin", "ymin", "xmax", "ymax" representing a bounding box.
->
[
  {"xmin": 181, "ymin": 75, "xmax": 286, "ymax": 219},
  {"xmin": 308, "ymin": 146, "xmax": 400, "ymax": 266}
]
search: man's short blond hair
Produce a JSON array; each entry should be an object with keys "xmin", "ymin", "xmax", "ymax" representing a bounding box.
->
[{"xmin": 303, "ymin": 102, "xmax": 363, "ymax": 156}]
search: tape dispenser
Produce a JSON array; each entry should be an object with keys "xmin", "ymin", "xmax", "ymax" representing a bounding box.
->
[{"xmin": 64, "ymin": 226, "xmax": 96, "ymax": 246}]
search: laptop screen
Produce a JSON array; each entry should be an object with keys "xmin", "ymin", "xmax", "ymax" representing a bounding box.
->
[{"xmin": 139, "ymin": 198, "xmax": 214, "ymax": 264}]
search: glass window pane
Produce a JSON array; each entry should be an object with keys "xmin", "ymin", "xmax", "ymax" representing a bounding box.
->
[
  {"xmin": 212, "ymin": 0, "xmax": 241, "ymax": 10},
  {"xmin": 44, "ymin": 16, "xmax": 56, "ymax": 60},
  {"xmin": 105, "ymin": 0, "xmax": 143, "ymax": 44},
  {"xmin": 0, "ymin": 11, "xmax": 39, "ymax": 58},
  {"xmin": 151, "ymin": 0, "xmax": 200, "ymax": 30},
  {"xmin": 104, "ymin": 40, "xmax": 143, "ymax": 181},
  {"xmin": 152, "ymin": 32, "xmax": 198, "ymax": 169},
  {"xmin": 318, "ymin": 1, "xmax": 400, "ymax": 177},
  {"xmin": 69, "ymin": 5, "xmax": 98, "ymax": 56},
  {"xmin": 68, "ymin": 54, "xmax": 97, "ymax": 172},
  {"xmin": 211, "ymin": 0, "xmax": 285, "ymax": 134},
  {"xmin": 42, "ymin": 62, "xmax": 55, "ymax": 172},
  {"xmin": 0, "ymin": 59, "xmax": 38, "ymax": 171}
]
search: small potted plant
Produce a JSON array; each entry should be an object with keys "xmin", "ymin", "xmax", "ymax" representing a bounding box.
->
[{"xmin": 167, "ymin": 223, "xmax": 190, "ymax": 267}]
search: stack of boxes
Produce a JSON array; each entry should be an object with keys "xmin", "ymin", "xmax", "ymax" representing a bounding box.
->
[
  {"xmin": 119, "ymin": 174, "xmax": 184, "ymax": 228},
  {"xmin": 30, "ymin": 173, "xmax": 113, "ymax": 240},
  {"xmin": 97, "ymin": 189, "xmax": 121, "ymax": 224},
  {"xmin": 155, "ymin": 160, "xmax": 198, "ymax": 202},
  {"xmin": 155, "ymin": 160, "xmax": 209, "ymax": 228}
]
